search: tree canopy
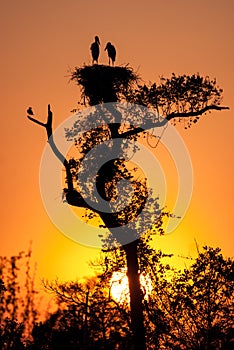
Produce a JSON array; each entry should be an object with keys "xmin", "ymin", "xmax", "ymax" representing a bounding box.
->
[{"xmin": 27, "ymin": 64, "xmax": 229, "ymax": 350}]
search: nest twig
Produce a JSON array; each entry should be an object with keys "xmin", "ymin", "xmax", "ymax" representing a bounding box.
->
[{"xmin": 70, "ymin": 64, "xmax": 138, "ymax": 105}]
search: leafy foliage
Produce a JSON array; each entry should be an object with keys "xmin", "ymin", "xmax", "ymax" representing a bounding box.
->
[
  {"xmin": 27, "ymin": 64, "xmax": 229, "ymax": 349},
  {"xmin": 146, "ymin": 246, "xmax": 234, "ymax": 349},
  {"xmin": 126, "ymin": 73, "xmax": 223, "ymax": 114},
  {"xmin": 41, "ymin": 276, "xmax": 132, "ymax": 349},
  {"xmin": 63, "ymin": 102, "xmax": 169, "ymax": 247},
  {"xmin": 39, "ymin": 245, "xmax": 234, "ymax": 350},
  {"xmin": 1, "ymin": 245, "xmax": 233, "ymax": 349},
  {"xmin": 64, "ymin": 68, "xmax": 228, "ymax": 236}
]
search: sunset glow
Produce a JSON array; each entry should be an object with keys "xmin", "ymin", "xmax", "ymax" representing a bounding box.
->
[
  {"xmin": 0, "ymin": 0, "xmax": 233, "ymax": 286},
  {"xmin": 110, "ymin": 270, "xmax": 152, "ymax": 303}
]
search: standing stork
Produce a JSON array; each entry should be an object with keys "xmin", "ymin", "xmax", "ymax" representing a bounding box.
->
[
  {"xmin": 105, "ymin": 42, "xmax": 116, "ymax": 66},
  {"xmin": 90, "ymin": 36, "xmax": 100, "ymax": 64}
]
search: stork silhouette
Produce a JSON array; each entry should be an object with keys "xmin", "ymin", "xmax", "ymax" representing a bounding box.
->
[
  {"xmin": 90, "ymin": 36, "xmax": 100, "ymax": 64},
  {"xmin": 105, "ymin": 42, "xmax": 116, "ymax": 66}
]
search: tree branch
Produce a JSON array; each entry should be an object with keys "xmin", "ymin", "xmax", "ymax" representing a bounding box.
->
[
  {"xmin": 27, "ymin": 104, "xmax": 92, "ymax": 210},
  {"xmin": 27, "ymin": 105, "xmax": 69, "ymax": 174},
  {"xmin": 27, "ymin": 116, "xmax": 46, "ymax": 128},
  {"xmin": 121, "ymin": 118, "xmax": 167, "ymax": 139},
  {"xmin": 166, "ymin": 104, "xmax": 229, "ymax": 121},
  {"xmin": 27, "ymin": 104, "xmax": 52, "ymax": 138},
  {"xmin": 121, "ymin": 104, "xmax": 229, "ymax": 139}
]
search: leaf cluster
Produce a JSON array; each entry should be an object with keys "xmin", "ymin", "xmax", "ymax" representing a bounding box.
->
[
  {"xmin": 127, "ymin": 73, "xmax": 223, "ymax": 113},
  {"xmin": 40, "ymin": 244, "xmax": 234, "ymax": 349}
]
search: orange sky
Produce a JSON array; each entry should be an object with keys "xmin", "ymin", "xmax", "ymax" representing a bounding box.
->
[{"xmin": 0, "ymin": 0, "xmax": 233, "ymax": 284}]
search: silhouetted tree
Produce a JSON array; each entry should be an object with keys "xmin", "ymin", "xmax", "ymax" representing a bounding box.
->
[
  {"xmin": 42, "ymin": 275, "xmax": 132, "ymax": 349},
  {"xmin": 40, "ymin": 244, "xmax": 233, "ymax": 350},
  {"xmin": 153, "ymin": 246, "xmax": 234, "ymax": 350},
  {"xmin": 27, "ymin": 64, "xmax": 229, "ymax": 350},
  {"xmin": 1, "ymin": 245, "xmax": 232, "ymax": 348},
  {"xmin": 0, "ymin": 249, "xmax": 38, "ymax": 349}
]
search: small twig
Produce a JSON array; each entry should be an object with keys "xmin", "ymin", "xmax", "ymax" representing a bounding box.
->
[{"xmin": 27, "ymin": 116, "xmax": 46, "ymax": 128}]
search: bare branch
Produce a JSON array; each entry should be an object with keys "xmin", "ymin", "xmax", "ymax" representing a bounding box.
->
[
  {"xmin": 121, "ymin": 105, "xmax": 229, "ymax": 139},
  {"xmin": 27, "ymin": 104, "xmax": 52, "ymax": 138},
  {"xmin": 166, "ymin": 104, "xmax": 229, "ymax": 121},
  {"xmin": 27, "ymin": 104, "xmax": 93, "ymax": 211},
  {"xmin": 27, "ymin": 116, "xmax": 46, "ymax": 128}
]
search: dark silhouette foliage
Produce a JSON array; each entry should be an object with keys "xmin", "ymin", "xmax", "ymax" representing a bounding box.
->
[
  {"xmin": 27, "ymin": 63, "xmax": 229, "ymax": 350},
  {"xmin": 1, "ymin": 245, "xmax": 233, "ymax": 349},
  {"xmin": 39, "ymin": 244, "xmax": 234, "ymax": 350},
  {"xmin": 0, "ymin": 249, "xmax": 38, "ymax": 350},
  {"xmin": 145, "ymin": 246, "xmax": 234, "ymax": 349}
]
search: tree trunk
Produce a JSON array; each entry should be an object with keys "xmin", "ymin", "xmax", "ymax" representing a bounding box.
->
[{"xmin": 124, "ymin": 240, "xmax": 146, "ymax": 350}]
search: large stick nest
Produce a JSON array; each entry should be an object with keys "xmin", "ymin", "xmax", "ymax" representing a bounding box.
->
[{"xmin": 70, "ymin": 64, "xmax": 138, "ymax": 105}]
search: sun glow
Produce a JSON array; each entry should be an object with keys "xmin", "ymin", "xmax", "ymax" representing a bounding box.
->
[{"xmin": 110, "ymin": 270, "xmax": 152, "ymax": 303}]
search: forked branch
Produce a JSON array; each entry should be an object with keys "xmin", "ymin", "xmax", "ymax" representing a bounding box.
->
[{"xmin": 27, "ymin": 105, "xmax": 91, "ymax": 210}]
